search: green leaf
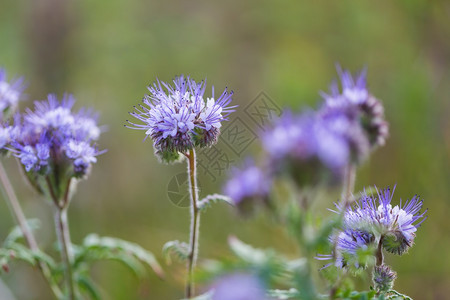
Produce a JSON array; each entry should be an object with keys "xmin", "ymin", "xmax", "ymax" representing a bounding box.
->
[
  {"xmin": 75, "ymin": 234, "xmax": 164, "ymax": 279},
  {"xmin": 386, "ymin": 290, "xmax": 412, "ymax": 300},
  {"xmin": 228, "ymin": 236, "xmax": 270, "ymax": 265},
  {"xmin": 4, "ymin": 219, "xmax": 41, "ymax": 246},
  {"xmin": 76, "ymin": 274, "xmax": 101, "ymax": 300},
  {"xmin": 267, "ymin": 288, "xmax": 300, "ymax": 299},
  {"xmin": 197, "ymin": 194, "xmax": 234, "ymax": 212},
  {"xmin": 162, "ymin": 240, "xmax": 190, "ymax": 264}
]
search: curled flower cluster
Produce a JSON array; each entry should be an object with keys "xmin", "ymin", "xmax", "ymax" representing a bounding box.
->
[
  {"xmin": 320, "ymin": 67, "xmax": 388, "ymax": 148},
  {"xmin": 2, "ymin": 94, "xmax": 103, "ymax": 181},
  {"xmin": 318, "ymin": 186, "xmax": 427, "ymax": 269},
  {"xmin": 127, "ymin": 75, "xmax": 234, "ymax": 162},
  {"xmin": 261, "ymin": 67, "xmax": 387, "ymax": 187},
  {"xmin": 225, "ymin": 67, "xmax": 387, "ymax": 207},
  {"xmin": 0, "ymin": 68, "xmax": 25, "ymax": 121}
]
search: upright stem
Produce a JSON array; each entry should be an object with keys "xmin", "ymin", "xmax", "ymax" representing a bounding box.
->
[
  {"xmin": 342, "ymin": 163, "xmax": 356, "ymax": 205},
  {"xmin": 376, "ymin": 236, "xmax": 384, "ymax": 266},
  {"xmin": 49, "ymin": 178, "xmax": 76, "ymax": 300},
  {"xmin": 0, "ymin": 161, "xmax": 62, "ymax": 298},
  {"xmin": 0, "ymin": 161, "xmax": 39, "ymax": 251},
  {"xmin": 185, "ymin": 149, "xmax": 200, "ymax": 299}
]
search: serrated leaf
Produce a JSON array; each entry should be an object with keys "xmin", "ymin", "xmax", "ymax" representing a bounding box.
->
[
  {"xmin": 75, "ymin": 234, "xmax": 164, "ymax": 279},
  {"xmin": 197, "ymin": 194, "xmax": 234, "ymax": 212},
  {"xmin": 162, "ymin": 240, "xmax": 189, "ymax": 264},
  {"xmin": 267, "ymin": 288, "xmax": 300, "ymax": 299}
]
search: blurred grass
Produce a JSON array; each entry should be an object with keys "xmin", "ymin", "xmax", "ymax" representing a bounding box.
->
[{"xmin": 0, "ymin": 0, "xmax": 449, "ymax": 299}]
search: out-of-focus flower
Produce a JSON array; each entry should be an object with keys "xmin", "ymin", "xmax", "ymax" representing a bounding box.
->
[
  {"xmin": 0, "ymin": 68, "xmax": 25, "ymax": 120},
  {"xmin": 11, "ymin": 94, "xmax": 103, "ymax": 185},
  {"xmin": 210, "ymin": 273, "xmax": 268, "ymax": 300},
  {"xmin": 262, "ymin": 109, "xmax": 363, "ymax": 184},
  {"xmin": 320, "ymin": 67, "xmax": 388, "ymax": 149},
  {"xmin": 224, "ymin": 161, "xmax": 271, "ymax": 214},
  {"xmin": 127, "ymin": 75, "xmax": 234, "ymax": 163}
]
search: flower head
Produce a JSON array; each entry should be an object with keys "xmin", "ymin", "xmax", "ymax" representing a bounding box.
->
[
  {"xmin": 262, "ymin": 109, "xmax": 363, "ymax": 184},
  {"xmin": 320, "ymin": 66, "xmax": 388, "ymax": 148},
  {"xmin": 223, "ymin": 161, "xmax": 271, "ymax": 214},
  {"xmin": 0, "ymin": 68, "xmax": 25, "ymax": 120},
  {"xmin": 11, "ymin": 94, "xmax": 103, "ymax": 181},
  {"xmin": 316, "ymin": 229, "xmax": 375, "ymax": 269},
  {"xmin": 127, "ymin": 75, "xmax": 234, "ymax": 162},
  {"xmin": 340, "ymin": 186, "xmax": 427, "ymax": 255}
]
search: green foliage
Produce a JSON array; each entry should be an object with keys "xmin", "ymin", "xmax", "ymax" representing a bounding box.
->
[
  {"xmin": 74, "ymin": 234, "xmax": 164, "ymax": 279},
  {"xmin": 197, "ymin": 194, "xmax": 234, "ymax": 212},
  {"xmin": 162, "ymin": 240, "xmax": 190, "ymax": 264},
  {"xmin": 0, "ymin": 220, "xmax": 58, "ymax": 274}
]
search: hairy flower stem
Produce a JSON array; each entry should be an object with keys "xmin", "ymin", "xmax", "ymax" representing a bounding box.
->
[
  {"xmin": 376, "ymin": 236, "xmax": 384, "ymax": 266},
  {"xmin": 49, "ymin": 178, "xmax": 76, "ymax": 300},
  {"xmin": 342, "ymin": 163, "xmax": 356, "ymax": 207},
  {"xmin": 0, "ymin": 161, "xmax": 62, "ymax": 298},
  {"xmin": 186, "ymin": 149, "xmax": 200, "ymax": 298}
]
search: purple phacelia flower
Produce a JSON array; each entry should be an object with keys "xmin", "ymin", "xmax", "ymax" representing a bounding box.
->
[
  {"xmin": 223, "ymin": 161, "xmax": 271, "ymax": 214},
  {"xmin": 321, "ymin": 67, "xmax": 369, "ymax": 107},
  {"xmin": 0, "ymin": 68, "xmax": 25, "ymax": 120},
  {"xmin": 127, "ymin": 75, "xmax": 234, "ymax": 162},
  {"xmin": 335, "ymin": 186, "xmax": 427, "ymax": 255},
  {"xmin": 11, "ymin": 94, "xmax": 103, "ymax": 180},
  {"xmin": 317, "ymin": 105, "xmax": 370, "ymax": 164},
  {"xmin": 262, "ymin": 109, "xmax": 362, "ymax": 184},
  {"xmin": 320, "ymin": 66, "xmax": 388, "ymax": 148},
  {"xmin": 210, "ymin": 273, "xmax": 268, "ymax": 300},
  {"xmin": 316, "ymin": 229, "xmax": 374, "ymax": 269}
]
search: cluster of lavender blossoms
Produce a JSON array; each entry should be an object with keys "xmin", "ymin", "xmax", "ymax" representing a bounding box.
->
[
  {"xmin": 128, "ymin": 75, "xmax": 234, "ymax": 162},
  {"xmin": 320, "ymin": 187, "xmax": 427, "ymax": 267},
  {"xmin": 128, "ymin": 75, "xmax": 235, "ymax": 299},
  {"xmin": 219, "ymin": 67, "xmax": 427, "ymax": 298},
  {"xmin": 2, "ymin": 94, "xmax": 102, "ymax": 183},
  {"xmin": 225, "ymin": 67, "xmax": 388, "ymax": 209}
]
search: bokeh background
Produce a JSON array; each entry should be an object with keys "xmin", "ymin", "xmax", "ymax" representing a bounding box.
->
[{"xmin": 0, "ymin": 0, "xmax": 449, "ymax": 299}]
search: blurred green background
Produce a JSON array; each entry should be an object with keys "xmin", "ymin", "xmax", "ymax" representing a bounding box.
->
[{"xmin": 0, "ymin": 0, "xmax": 449, "ymax": 299}]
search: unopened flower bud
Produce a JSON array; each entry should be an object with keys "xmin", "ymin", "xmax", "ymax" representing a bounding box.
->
[{"xmin": 372, "ymin": 264, "xmax": 397, "ymax": 292}]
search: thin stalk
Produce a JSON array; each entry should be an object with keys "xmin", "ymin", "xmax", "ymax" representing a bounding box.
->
[
  {"xmin": 0, "ymin": 161, "xmax": 39, "ymax": 252},
  {"xmin": 376, "ymin": 236, "xmax": 384, "ymax": 266},
  {"xmin": 330, "ymin": 163, "xmax": 357, "ymax": 299},
  {"xmin": 0, "ymin": 161, "xmax": 62, "ymax": 298},
  {"xmin": 185, "ymin": 149, "xmax": 200, "ymax": 298},
  {"xmin": 342, "ymin": 163, "xmax": 356, "ymax": 207},
  {"xmin": 49, "ymin": 178, "xmax": 76, "ymax": 300}
]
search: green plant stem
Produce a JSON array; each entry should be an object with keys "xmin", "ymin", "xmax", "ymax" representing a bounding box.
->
[
  {"xmin": 54, "ymin": 206, "xmax": 75, "ymax": 300},
  {"xmin": 185, "ymin": 149, "xmax": 200, "ymax": 299},
  {"xmin": 49, "ymin": 178, "xmax": 76, "ymax": 300},
  {"xmin": 342, "ymin": 163, "xmax": 356, "ymax": 207},
  {"xmin": 0, "ymin": 161, "xmax": 62, "ymax": 298},
  {"xmin": 376, "ymin": 236, "xmax": 384, "ymax": 266}
]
